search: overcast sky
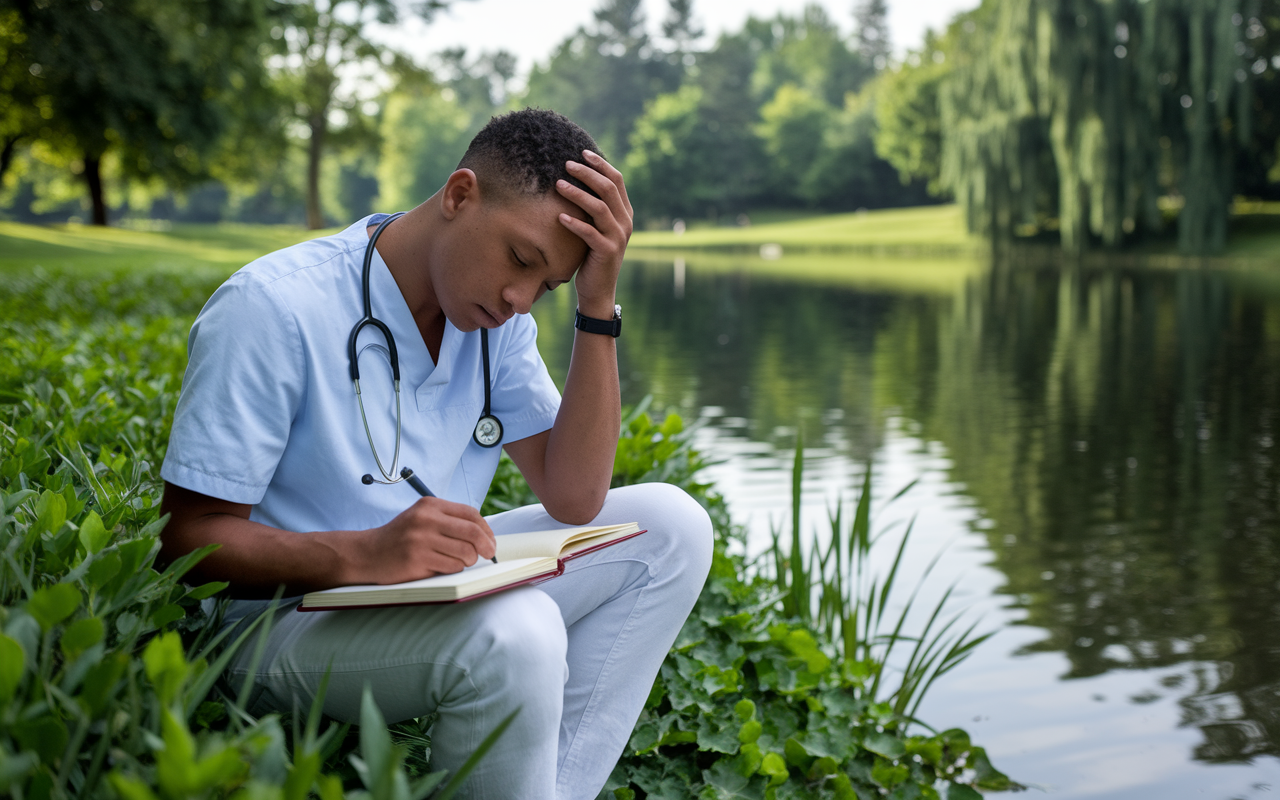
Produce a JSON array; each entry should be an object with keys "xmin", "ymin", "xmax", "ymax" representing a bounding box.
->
[{"xmin": 374, "ymin": 0, "xmax": 978, "ymax": 78}]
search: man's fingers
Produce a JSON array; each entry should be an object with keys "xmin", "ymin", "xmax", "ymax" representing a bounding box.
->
[
  {"xmin": 559, "ymin": 212, "xmax": 614, "ymax": 255},
  {"xmin": 408, "ymin": 497, "xmax": 497, "ymax": 559},
  {"xmin": 582, "ymin": 150, "xmax": 633, "ymax": 220},
  {"xmin": 563, "ymin": 162, "xmax": 631, "ymax": 233}
]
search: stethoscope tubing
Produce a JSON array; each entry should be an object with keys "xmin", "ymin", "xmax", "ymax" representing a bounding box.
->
[{"xmin": 350, "ymin": 212, "xmax": 502, "ymax": 487}]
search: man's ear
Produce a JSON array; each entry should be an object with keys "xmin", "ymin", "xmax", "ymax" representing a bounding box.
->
[{"xmin": 440, "ymin": 169, "xmax": 480, "ymax": 220}]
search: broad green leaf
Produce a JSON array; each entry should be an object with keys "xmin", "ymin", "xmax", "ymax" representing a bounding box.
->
[
  {"xmin": 737, "ymin": 719, "xmax": 762, "ymax": 745},
  {"xmin": 733, "ymin": 699, "xmax": 756, "ymax": 721},
  {"xmin": 78, "ymin": 510, "xmax": 111, "ymax": 554},
  {"xmin": 863, "ymin": 732, "xmax": 906, "ymax": 759},
  {"xmin": 830, "ymin": 773, "xmax": 860, "ymax": 800},
  {"xmin": 906, "ymin": 737, "xmax": 943, "ymax": 767},
  {"xmin": 0, "ymin": 749, "xmax": 39, "ymax": 787},
  {"xmin": 967, "ymin": 746, "xmax": 1012, "ymax": 790},
  {"xmin": 807, "ymin": 756, "xmax": 839, "ymax": 780},
  {"xmin": 783, "ymin": 737, "xmax": 812, "ymax": 769},
  {"xmin": 109, "ymin": 773, "xmax": 161, "ymax": 800},
  {"xmin": 156, "ymin": 708, "xmax": 198, "ymax": 796},
  {"xmin": 733, "ymin": 743, "xmax": 763, "ymax": 777},
  {"xmin": 151, "ymin": 603, "xmax": 185, "ymax": 628},
  {"xmin": 27, "ymin": 583, "xmax": 81, "ymax": 631},
  {"xmin": 115, "ymin": 612, "xmax": 141, "ymax": 638},
  {"xmin": 187, "ymin": 581, "xmax": 229, "ymax": 600},
  {"xmin": 143, "ymin": 631, "xmax": 189, "ymax": 705},
  {"xmin": 696, "ymin": 716, "xmax": 740, "ymax": 754},
  {"xmin": 752, "ymin": 752, "xmax": 783, "ymax": 783},
  {"xmin": 60, "ymin": 616, "xmax": 104, "ymax": 660},
  {"xmin": 700, "ymin": 759, "xmax": 762, "ymax": 800},
  {"xmin": 81, "ymin": 652, "xmax": 129, "ymax": 717},
  {"xmin": 13, "ymin": 715, "xmax": 69, "ymax": 763},
  {"xmin": 316, "ymin": 774, "xmax": 344, "ymax": 800},
  {"xmin": 870, "ymin": 758, "xmax": 909, "ymax": 789},
  {"xmin": 946, "ymin": 785, "xmax": 982, "ymax": 800},
  {"xmin": 34, "ymin": 490, "xmax": 67, "ymax": 536},
  {"xmin": 0, "ymin": 634, "xmax": 24, "ymax": 703},
  {"xmin": 87, "ymin": 550, "xmax": 122, "ymax": 590}
]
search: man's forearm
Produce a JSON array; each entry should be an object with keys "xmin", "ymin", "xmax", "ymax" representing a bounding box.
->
[
  {"xmin": 160, "ymin": 509, "xmax": 365, "ymax": 599},
  {"xmin": 541, "ymin": 321, "xmax": 621, "ymax": 524}
]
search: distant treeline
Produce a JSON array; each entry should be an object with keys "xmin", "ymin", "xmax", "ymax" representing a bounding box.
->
[{"xmin": 1, "ymin": 0, "xmax": 1278, "ymax": 253}]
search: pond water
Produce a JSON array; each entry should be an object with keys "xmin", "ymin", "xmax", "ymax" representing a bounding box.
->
[{"xmin": 531, "ymin": 254, "xmax": 1280, "ymax": 799}]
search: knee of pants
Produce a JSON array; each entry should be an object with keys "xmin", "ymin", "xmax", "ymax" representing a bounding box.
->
[
  {"xmin": 619, "ymin": 482, "xmax": 714, "ymax": 596},
  {"xmin": 464, "ymin": 589, "xmax": 570, "ymax": 695}
]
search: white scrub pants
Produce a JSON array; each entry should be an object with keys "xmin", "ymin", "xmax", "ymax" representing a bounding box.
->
[{"xmin": 224, "ymin": 483, "xmax": 714, "ymax": 800}]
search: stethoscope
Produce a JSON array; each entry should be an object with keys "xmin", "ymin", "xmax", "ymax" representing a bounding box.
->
[{"xmin": 349, "ymin": 212, "xmax": 503, "ymax": 486}]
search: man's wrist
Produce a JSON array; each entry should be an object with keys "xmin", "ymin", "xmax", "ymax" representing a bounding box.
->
[{"xmin": 576, "ymin": 296, "xmax": 616, "ymax": 319}]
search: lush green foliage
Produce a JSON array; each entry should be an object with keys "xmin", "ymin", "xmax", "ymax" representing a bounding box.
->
[
  {"xmin": 0, "ymin": 0, "xmax": 278, "ymax": 225},
  {"xmin": 0, "ymin": 265, "xmax": 1008, "ymax": 799},
  {"xmin": 932, "ymin": 0, "xmax": 1280, "ymax": 255}
]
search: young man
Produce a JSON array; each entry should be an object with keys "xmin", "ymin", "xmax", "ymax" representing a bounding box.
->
[{"xmin": 158, "ymin": 109, "xmax": 712, "ymax": 799}]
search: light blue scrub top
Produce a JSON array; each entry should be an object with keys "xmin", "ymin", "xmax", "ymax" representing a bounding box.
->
[{"xmin": 161, "ymin": 215, "xmax": 561, "ymax": 537}]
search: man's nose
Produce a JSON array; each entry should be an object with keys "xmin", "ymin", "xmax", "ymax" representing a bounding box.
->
[{"xmin": 503, "ymin": 280, "xmax": 539, "ymax": 316}]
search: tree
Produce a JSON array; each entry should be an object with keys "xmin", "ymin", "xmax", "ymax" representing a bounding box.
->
[
  {"xmin": 0, "ymin": 9, "xmax": 39, "ymax": 186},
  {"xmin": 807, "ymin": 85, "xmax": 933, "ymax": 209},
  {"xmin": 270, "ymin": 0, "xmax": 459, "ymax": 229},
  {"xmin": 662, "ymin": 0, "xmax": 703, "ymax": 55},
  {"xmin": 756, "ymin": 84, "xmax": 833, "ymax": 205},
  {"xmin": 939, "ymin": 0, "xmax": 1276, "ymax": 254},
  {"xmin": 623, "ymin": 85, "xmax": 722, "ymax": 218},
  {"xmin": 4, "ymin": 0, "xmax": 274, "ymax": 225},
  {"xmin": 523, "ymin": 0, "xmax": 681, "ymax": 159},
  {"xmin": 874, "ymin": 31, "xmax": 952, "ymax": 194},
  {"xmin": 750, "ymin": 6, "xmax": 872, "ymax": 108},
  {"xmin": 375, "ymin": 48, "xmax": 514, "ymax": 213},
  {"xmin": 853, "ymin": 0, "xmax": 890, "ymax": 71}
]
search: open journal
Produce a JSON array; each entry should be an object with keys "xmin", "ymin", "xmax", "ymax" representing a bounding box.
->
[{"xmin": 298, "ymin": 522, "xmax": 644, "ymax": 611}]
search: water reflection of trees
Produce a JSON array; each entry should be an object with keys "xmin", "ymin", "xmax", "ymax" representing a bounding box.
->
[
  {"xmin": 584, "ymin": 258, "xmax": 1280, "ymax": 764},
  {"xmin": 882, "ymin": 262, "xmax": 1280, "ymax": 763}
]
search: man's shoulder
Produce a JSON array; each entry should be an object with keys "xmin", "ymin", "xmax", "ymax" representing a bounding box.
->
[{"xmin": 236, "ymin": 220, "xmax": 369, "ymax": 288}]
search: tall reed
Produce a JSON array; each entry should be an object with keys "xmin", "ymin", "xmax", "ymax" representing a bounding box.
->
[{"xmin": 769, "ymin": 432, "xmax": 992, "ymax": 724}]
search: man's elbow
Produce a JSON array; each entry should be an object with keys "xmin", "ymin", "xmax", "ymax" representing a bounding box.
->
[{"xmin": 541, "ymin": 486, "xmax": 609, "ymax": 526}]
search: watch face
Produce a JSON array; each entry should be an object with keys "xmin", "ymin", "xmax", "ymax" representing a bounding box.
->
[{"xmin": 474, "ymin": 415, "xmax": 503, "ymax": 448}]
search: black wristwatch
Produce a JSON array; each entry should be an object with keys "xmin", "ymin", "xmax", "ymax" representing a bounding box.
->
[{"xmin": 575, "ymin": 305, "xmax": 622, "ymax": 338}]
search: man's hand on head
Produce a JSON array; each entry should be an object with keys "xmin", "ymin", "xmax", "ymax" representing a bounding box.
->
[{"xmin": 555, "ymin": 151, "xmax": 633, "ymax": 319}]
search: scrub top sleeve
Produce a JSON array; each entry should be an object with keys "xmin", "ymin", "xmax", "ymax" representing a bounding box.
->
[
  {"xmin": 161, "ymin": 274, "xmax": 305, "ymax": 505},
  {"xmin": 489, "ymin": 313, "xmax": 560, "ymax": 444}
]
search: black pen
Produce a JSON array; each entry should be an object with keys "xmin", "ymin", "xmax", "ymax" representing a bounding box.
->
[{"xmin": 400, "ymin": 467, "xmax": 498, "ymax": 564}]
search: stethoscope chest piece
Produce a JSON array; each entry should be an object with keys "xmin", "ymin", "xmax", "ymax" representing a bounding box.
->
[{"xmin": 473, "ymin": 414, "xmax": 502, "ymax": 448}]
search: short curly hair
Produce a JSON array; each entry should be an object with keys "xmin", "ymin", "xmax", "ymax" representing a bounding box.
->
[{"xmin": 457, "ymin": 108, "xmax": 603, "ymax": 203}]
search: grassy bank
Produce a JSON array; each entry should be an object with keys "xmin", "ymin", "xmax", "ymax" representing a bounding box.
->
[
  {"xmin": 0, "ymin": 221, "xmax": 330, "ymax": 274},
  {"xmin": 630, "ymin": 205, "xmax": 979, "ymax": 257},
  {"xmin": 630, "ymin": 202, "xmax": 1280, "ymax": 262}
]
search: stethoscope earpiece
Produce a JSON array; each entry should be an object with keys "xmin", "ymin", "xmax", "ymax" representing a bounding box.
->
[{"xmin": 351, "ymin": 212, "xmax": 504, "ymax": 486}]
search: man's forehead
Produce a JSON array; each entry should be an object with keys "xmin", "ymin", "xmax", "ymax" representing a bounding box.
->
[{"xmin": 497, "ymin": 194, "xmax": 589, "ymax": 272}]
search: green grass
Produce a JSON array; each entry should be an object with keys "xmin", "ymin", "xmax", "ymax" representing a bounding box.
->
[
  {"xmin": 630, "ymin": 202, "xmax": 1280, "ymax": 261},
  {"xmin": 626, "ymin": 251, "xmax": 984, "ymax": 295},
  {"xmin": 630, "ymin": 205, "xmax": 979, "ymax": 255},
  {"xmin": 0, "ymin": 221, "xmax": 329, "ymax": 275}
]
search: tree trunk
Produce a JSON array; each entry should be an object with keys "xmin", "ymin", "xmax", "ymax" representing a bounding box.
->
[
  {"xmin": 0, "ymin": 135, "xmax": 20, "ymax": 185},
  {"xmin": 306, "ymin": 113, "xmax": 327, "ymax": 230},
  {"xmin": 84, "ymin": 154, "xmax": 108, "ymax": 226}
]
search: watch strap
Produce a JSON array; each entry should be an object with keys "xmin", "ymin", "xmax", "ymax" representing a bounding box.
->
[{"xmin": 575, "ymin": 305, "xmax": 622, "ymax": 338}]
